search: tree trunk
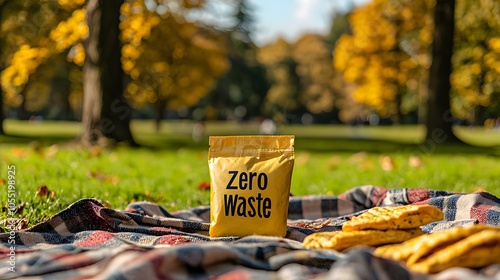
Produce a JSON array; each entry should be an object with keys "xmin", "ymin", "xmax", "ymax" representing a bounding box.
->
[
  {"xmin": 81, "ymin": 0, "xmax": 104, "ymax": 145},
  {"xmin": 154, "ymin": 98, "xmax": 166, "ymax": 132},
  {"xmin": 18, "ymin": 89, "xmax": 29, "ymax": 120},
  {"xmin": 81, "ymin": 0, "xmax": 137, "ymax": 146},
  {"xmin": 60, "ymin": 81, "xmax": 73, "ymax": 121},
  {"xmin": 394, "ymin": 89, "xmax": 403, "ymax": 124},
  {"xmin": 424, "ymin": 0, "xmax": 463, "ymax": 144}
]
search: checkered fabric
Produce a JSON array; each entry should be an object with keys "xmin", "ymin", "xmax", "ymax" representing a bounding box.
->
[{"xmin": 1, "ymin": 186, "xmax": 499, "ymax": 279}]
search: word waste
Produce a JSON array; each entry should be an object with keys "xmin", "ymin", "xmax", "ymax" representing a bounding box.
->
[{"xmin": 224, "ymin": 171, "xmax": 271, "ymax": 218}]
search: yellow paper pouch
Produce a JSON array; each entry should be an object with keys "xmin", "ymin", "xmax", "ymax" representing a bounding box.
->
[{"xmin": 208, "ymin": 135, "xmax": 295, "ymax": 237}]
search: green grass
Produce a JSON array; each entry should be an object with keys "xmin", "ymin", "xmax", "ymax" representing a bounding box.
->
[{"xmin": 1, "ymin": 120, "xmax": 500, "ymax": 229}]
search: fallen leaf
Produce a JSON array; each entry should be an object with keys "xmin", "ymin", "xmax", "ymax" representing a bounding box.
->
[
  {"xmin": 11, "ymin": 148, "xmax": 28, "ymax": 158},
  {"xmin": 2, "ymin": 202, "xmax": 25, "ymax": 215},
  {"xmin": 28, "ymin": 141, "xmax": 43, "ymax": 157},
  {"xmin": 37, "ymin": 185, "xmax": 50, "ymax": 198},
  {"xmin": 0, "ymin": 178, "xmax": 5, "ymax": 186},
  {"xmin": 45, "ymin": 144, "xmax": 59, "ymax": 157},
  {"xmin": 197, "ymin": 181, "xmax": 210, "ymax": 191},
  {"xmin": 360, "ymin": 159, "xmax": 374, "ymax": 170},
  {"xmin": 90, "ymin": 146, "xmax": 102, "ymax": 157},
  {"xmin": 108, "ymin": 175, "xmax": 119, "ymax": 185},
  {"xmin": 0, "ymin": 218, "xmax": 29, "ymax": 230},
  {"xmin": 349, "ymin": 152, "xmax": 368, "ymax": 163},
  {"xmin": 379, "ymin": 156, "xmax": 395, "ymax": 171},
  {"xmin": 408, "ymin": 156, "xmax": 423, "ymax": 168},
  {"xmin": 36, "ymin": 185, "xmax": 55, "ymax": 199},
  {"xmin": 87, "ymin": 171, "xmax": 120, "ymax": 185}
]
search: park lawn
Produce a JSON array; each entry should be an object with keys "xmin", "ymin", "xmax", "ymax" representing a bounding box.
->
[{"xmin": 1, "ymin": 120, "xmax": 500, "ymax": 229}]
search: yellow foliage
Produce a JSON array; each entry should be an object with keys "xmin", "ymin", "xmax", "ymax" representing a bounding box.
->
[
  {"xmin": 1, "ymin": 45, "xmax": 50, "ymax": 96},
  {"xmin": 67, "ymin": 43, "xmax": 85, "ymax": 66},
  {"xmin": 122, "ymin": 44, "xmax": 141, "ymax": 60},
  {"xmin": 488, "ymin": 38, "xmax": 500, "ymax": 53},
  {"xmin": 333, "ymin": 35, "xmax": 353, "ymax": 74},
  {"xmin": 256, "ymin": 38, "xmax": 291, "ymax": 66},
  {"xmin": 2, "ymin": 0, "xmax": 228, "ymax": 113},
  {"xmin": 50, "ymin": 8, "xmax": 88, "ymax": 52},
  {"xmin": 120, "ymin": 0, "xmax": 160, "ymax": 46},
  {"xmin": 419, "ymin": 28, "xmax": 432, "ymax": 45},
  {"xmin": 334, "ymin": 0, "xmax": 433, "ymax": 117},
  {"xmin": 58, "ymin": 0, "xmax": 85, "ymax": 10},
  {"xmin": 292, "ymin": 34, "xmax": 337, "ymax": 113},
  {"xmin": 452, "ymin": 0, "xmax": 500, "ymax": 116},
  {"xmin": 122, "ymin": 9, "xmax": 228, "ymax": 109}
]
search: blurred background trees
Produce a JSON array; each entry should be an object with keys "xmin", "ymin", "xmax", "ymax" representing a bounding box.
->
[
  {"xmin": 1, "ymin": 0, "xmax": 500, "ymax": 141},
  {"xmin": 199, "ymin": 0, "xmax": 268, "ymax": 122},
  {"xmin": 452, "ymin": 0, "xmax": 500, "ymax": 125},
  {"xmin": 334, "ymin": 0, "xmax": 500, "ymax": 128}
]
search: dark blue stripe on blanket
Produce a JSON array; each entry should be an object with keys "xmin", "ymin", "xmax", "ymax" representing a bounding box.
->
[
  {"xmin": 288, "ymin": 199, "xmax": 303, "ymax": 219},
  {"xmin": 427, "ymin": 197, "xmax": 444, "ymax": 213},
  {"xmin": 444, "ymin": 195, "xmax": 459, "ymax": 221},
  {"xmin": 487, "ymin": 209, "xmax": 500, "ymax": 226},
  {"xmin": 320, "ymin": 197, "xmax": 338, "ymax": 218}
]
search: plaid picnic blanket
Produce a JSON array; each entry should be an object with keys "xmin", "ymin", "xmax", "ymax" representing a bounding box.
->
[{"xmin": 1, "ymin": 186, "xmax": 499, "ymax": 279}]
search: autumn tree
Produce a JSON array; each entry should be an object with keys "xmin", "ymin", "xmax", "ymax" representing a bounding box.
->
[
  {"xmin": 1, "ymin": 0, "xmax": 88, "ymax": 122},
  {"xmin": 293, "ymin": 34, "xmax": 339, "ymax": 123},
  {"xmin": 2, "ymin": 0, "xmax": 224, "ymax": 142},
  {"xmin": 425, "ymin": 0, "xmax": 462, "ymax": 143},
  {"xmin": 120, "ymin": 0, "xmax": 229, "ymax": 128},
  {"xmin": 328, "ymin": 11, "xmax": 371, "ymax": 124},
  {"xmin": 259, "ymin": 32, "xmax": 350, "ymax": 124},
  {"xmin": 327, "ymin": 11, "xmax": 351, "ymax": 50},
  {"xmin": 202, "ymin": 0, "xmax": 269, "ymax": 121},
  {"xmin": 1, "ymin": 0, "xmax": 134, "ymax": 145},
  {"xmin": 257, "ymin": 38, "xmax": 303, "ymax": 122},
  {"xmin": 334, "ymin": 0, "xmax": 500, "ymax": 132},
  {"xmin": 451, "ymin": 0, "xmax": 500, "ymax": 124},
  {"xmin": 80, "ymin": 0, "xmax": 137, "ymax": 146},
  {"xmin": 334, "ymin": 0, "xmax": 433, "ymax": 123},
  {"xmin": 0, "ymin": 0, "xmax": 67, "ymax": 131}
]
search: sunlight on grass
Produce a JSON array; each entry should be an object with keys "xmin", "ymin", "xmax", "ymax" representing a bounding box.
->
[
  {"xmin": 1, "ymin": 144, "xmax": 499, "ymax": 228},
  {"xmin": 1, "ymin": 120, "xmax": 500, "ymax": 228}
]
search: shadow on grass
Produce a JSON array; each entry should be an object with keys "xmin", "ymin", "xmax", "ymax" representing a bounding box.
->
[
  {"xmin": 134, "ymin": 134, "xmax": 500, "ymax": 156},
  {"xmin": 294, "ymin": 136, "xmax": 500, "ymax": 156},
  {"xmin": 2, "ymin": 132, "xmax": 499, "ymax": 157},
  {"xmin": 0, "ymin": 134, "xmax": 75, "ymax": 145}
]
